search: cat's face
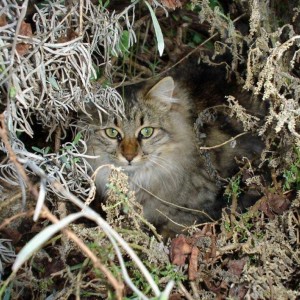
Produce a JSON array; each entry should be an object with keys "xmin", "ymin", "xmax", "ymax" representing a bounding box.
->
[
  {"xmin": 93, "ymin": 106, "xmax": 172, "ymax": 169},
  {"xmin": 86, "ymin": 77, "xmax": 195, "ymax": 180}
]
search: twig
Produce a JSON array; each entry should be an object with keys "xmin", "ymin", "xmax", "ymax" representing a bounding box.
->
[
  {"xmin": 41, "ymin": 205, "xmax": 125, "ymax": 300},
  {"xmin": 0, "ymin": 210, "xmax": 34, "ymax": 230},
  {"xmin": 160, "ymin": 13, "xmax": 247, "ymax": 76},
  {"xmin": 190, "ymin": 281, "xmax": 201, "ymax": 300},
  {"xmin": 156, "ymin": 209, "xmax": 186, "ymax": 229},
  {"xmin": 54, "ymin": 125, "xmax": 62, "ymax": 153},
  {"xmin": 230, "ymin": 193, "xmax": 238, "ymax": 223},
  {"xmin": 178, "ymin": 281, "xmax": 195, "ymax": 300},
  {"xmin": 199, "ymin": 132, "xmax": 248, "ymax": 150},
  {"xmin": 19, "ymin": 160, "xmax": 169, "ymax": 299},
  {"xmin": 0, "ymin": 191, "xmax": 22, "ymax": 211},
  {"xmin": 217, "ymin": 243, "xmax": 242, "ymax": 255},
  {"xmin": 124, "ymin": 58, "xmax": 153, "ymax": 76},
  {"xmin": 79, "ymin": 0, "xmax": 83, "ymax": 36},
  {"xmin": 5, "ymin": 0, "xmax": 29, "ymax": 101},
  {"xmin": 0, "ymin": 113, "xmax": 39, "ymax": 200},
  {"xmin": 136, "ymin": 182, "xmax": 216, "ymax": 221}
]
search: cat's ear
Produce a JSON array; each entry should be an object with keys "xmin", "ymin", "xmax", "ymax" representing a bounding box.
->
[{"xmin": 146, "ymin": 77, "xmax": 175, "ymax": 108}]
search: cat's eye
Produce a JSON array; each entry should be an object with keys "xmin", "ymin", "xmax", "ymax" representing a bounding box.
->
[
  {"xmin": 105, "ymin": 128, "xmax": 120, "ymax": 139},
  {"xmin": 139, "ymin": 127, "xmax": 154, "ymax": 139}
]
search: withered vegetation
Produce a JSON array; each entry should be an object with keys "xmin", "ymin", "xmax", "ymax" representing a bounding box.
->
[{"xmin": 0, "ymin": 0, "xmax": 299, "ymax": 299}]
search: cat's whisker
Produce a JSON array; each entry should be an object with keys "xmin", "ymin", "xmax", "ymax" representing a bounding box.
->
[
  {"xmin": 150, "ymin": 155, "xmax": 182, "ymax": 179},
  {"xmin": 150, "ymin": 154, "xmax": 182, "ymax": 172},
  {"xmin": 147, "ymin": 157, "xmax": 178, "ymax": 188},
  {"xmin": 147, "ymin": 156, "xmax": 173, "ymax": 176}
]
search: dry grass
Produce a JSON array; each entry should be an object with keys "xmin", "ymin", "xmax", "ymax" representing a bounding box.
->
[{"xmin": 0, "ymin": 0, "xmax": 299, "ymax": 299}]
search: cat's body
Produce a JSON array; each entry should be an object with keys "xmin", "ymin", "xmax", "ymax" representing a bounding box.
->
[{"xmin": 85, "ymin": 61, "xmax": 263, "ymax": 234}]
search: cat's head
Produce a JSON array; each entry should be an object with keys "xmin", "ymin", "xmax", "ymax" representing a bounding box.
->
[{"xmin": 86, "ymin": 77, "xmax": 195, "ymax": 174}]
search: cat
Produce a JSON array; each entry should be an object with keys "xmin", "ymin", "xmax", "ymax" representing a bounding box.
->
[{"xmin": 84, "ymin": 60, "xmax": 264, "ymax": 235}]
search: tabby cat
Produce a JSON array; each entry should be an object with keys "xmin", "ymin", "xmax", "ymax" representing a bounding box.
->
[{"xmin": 85, "ymin": 62, "xmax": 263, "ymax": 234}]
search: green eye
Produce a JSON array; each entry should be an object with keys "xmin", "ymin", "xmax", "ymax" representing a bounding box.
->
[
  {"xmin": 140, "ymin": 127, "xmax": 154, "ymax": 138},
  {"xmin": 105, "ymin": 128, "xmax": 120, "ymax": 139}
]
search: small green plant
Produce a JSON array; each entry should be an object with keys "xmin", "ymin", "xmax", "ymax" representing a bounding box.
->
[
  {"xmin": 98, "ymin": 0, "xmax": 110, "ymax": 10},
  {"xmin": 159, "ymin": 263, "xmax": 186, "ymax": 282},
  {"xmin": 59, "ymin": 132, "xmax": 83, "ymax": 169},
  {"xmin": 124, "ymin": 262, "xmax": 186, "ymax": 299},
  {"xmin": 283, "ymin": 147, "xmax": 300, "ymax": 191},
  {"xmin": 32, "ymin": 146, "xmax": 51, "ymax": 155},
  {"xmin": 224, "ymin": 175, "xmax": 242, "ymax": 202}
]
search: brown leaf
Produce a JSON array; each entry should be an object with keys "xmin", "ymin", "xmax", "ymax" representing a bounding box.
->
[
  {"xmin": 160, "ymin": 0, "xmax": 183, "ymax": 10},
  {"xmin": 188, "ymin": 246, "xmax": 199, "ymax": 280},
  {"xmin": 258, "ymin": 196, "xmax": 275, "ymax": 219},
  {"xmin": 227, "ymin": 258, "xmax": 247, "ymax": 277},
  {"xmin": 259, "ymin": 192, "xmax": 291, "ymax": 218},
  {"xmin": 16, "ymin": 21, "xmax": 32, "ymax": 56},
  {"xmin": 19, "ymin": 21, "xmax": 32, "ymax": 37},
  {"xmin": 169, "ymin": 293, "xmax": 183, "ymax": 300},
  {"xmin": 57, "ymin": 29, "xmax": 79, "ymax": 43},
  {"xmin": 268, "ymin": 192, "xmax": 290, "ymax": 214},
  {"xmin": 0, "ymin": 227, "xmax": 22, "ymax": 244},
  {"xmin": 229, "ymin": 283, "xmax": 248, "ymax": 299},
  {"xmin": 0, "ymin": 14, "xmax": 7, "ymax": 27},
  {"xmin": 170, "ymin": 234, "xmax": 192, "ymax": 266},
  {"xmin": 16, "ymin": 43, "xmax": 31, "ymax": 56}
]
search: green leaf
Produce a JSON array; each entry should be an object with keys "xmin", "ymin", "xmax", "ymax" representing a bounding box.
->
[
  {"xmin": 32, "ymin": 146, "xmax": 44, "ymax": 154},
  {"xmin": 119, "ymin": 30, "xmax": 130, "ymax": 54},
  {"xmin": 9, "ymin": 87, "xmax": 16, "ymax": 98},
  {"xmin": 32, "ymin": 146, "xmax": 50, "ymax": 155},
  {"xmin": 48, "ymin": 76, "xmax": 60, "ymax": 90},
  {"xmin": 209, "ymin": 0, "xmax": 224, "ymax": 11},
  {"xmin": 144, "ymin": 1, "xmax": 164, "ymax": 56},
  {"xmin": 73, "ymin": 132, "xmax": 82, "ymax": 145}
]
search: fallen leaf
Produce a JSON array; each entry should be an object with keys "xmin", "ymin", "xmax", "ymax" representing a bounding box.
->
[
  {"xmin": 169, "ymin": 293, "xmax": 183, "ymax": 300},
  {"xmin": 0, "ymin": 227, "xmax": 22, "ymax": 244},
  {"xmin": 0, "ymin": 14, "xmax": 7, "ymax": 27},
  {"xmin": 268, "ymin": 192, "xmax": 290, "ymax": 214},
  {"xmin": 16, "ymin": 21, "xmax": 33, "ymax": 56},
  {"xmin": 160, "ymin": 0, "xmax": 183, "ymax": 10},
  {"xmin": 16, "ymin": 43, "xmax": 31, "ymax": 56},
  {"xmin": 227, "ymin": 258, "xmax": 247, "ymax": 277},
  {"xmin": 229, "ymin": 283, "xmax": 248, "ymax": 299},
  {"xmin": 259, "ymin": 192, "xmax": 291, "ymax": 218},
  {"xmin": 19, "ymin": 21, "xmax": 32, "ymax": 37},
  {"xmin": 258, "ymin": 196, "xmax": 275, "ymax": 219},
  {"xmin": 188, "ymin": 246, "xmax": 199, "ymax": 280},
  {"xmin": 170, "ymin": 234, "xmax": 192, "ymax": 266},
  {"xmin": 57, "ymin": 29, "xmax": 78, "ymax": 43}
]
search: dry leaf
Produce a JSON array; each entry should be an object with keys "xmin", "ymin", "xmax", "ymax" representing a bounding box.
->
[
  {"xmin": 188, "ymin": 246, "xmax": 199, "ymax": 280},
  {"xmin": 268, "ymin": 192, "xmax": 290, "ymax": 214},
  {"xmin": 19, "ymin": 21, "xmax": 32, "ymax": 37},
  {"xmin": 16, "ymin": 21, "xmax": 32, "ymax": 56},
  {"xmin": 258, "ymin": 196, "xmax": 275, "ymax": 219},
  {"xmin": 229, "ymin": 283, "xmax": 248, "ymax": 299},
  {"xmin": 170, "ymin": 234, "xmax": 192, "ymax": 266},
  {"xmin": 169, "ymin": 293, "xmax": 183, "ymax": 300},
  {"xmin": 227, "ymin": 258, "xmax": 247, "ymax": 277},
  {"xmin": 160, "ymin": 0, "xmax": 183, "ymax": 10},
  {"xmin": 0, "ymin": 14, "xmax": 7, "ymax": 26},
  {"xmin": 259, "ymin": 192, "xmax": 291, "ymax": 218}
]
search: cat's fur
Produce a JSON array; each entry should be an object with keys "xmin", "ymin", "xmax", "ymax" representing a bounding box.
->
[{"xmin": 85, "ymin": 62, "xmax": 263, "ymax": 234}]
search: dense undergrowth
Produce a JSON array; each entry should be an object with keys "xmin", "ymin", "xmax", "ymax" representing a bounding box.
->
[{"xmin": 0, "ymin": 0, "xmax": 299, "ymax": 299}]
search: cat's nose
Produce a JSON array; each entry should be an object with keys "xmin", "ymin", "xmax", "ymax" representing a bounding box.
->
[
  {"xmin": 123, "ymin": 153, "xmax": 135, "ymax": 163},
  {"xmin": 120, "ymin": 138, "xmax": 139, "ymax": 164}
]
